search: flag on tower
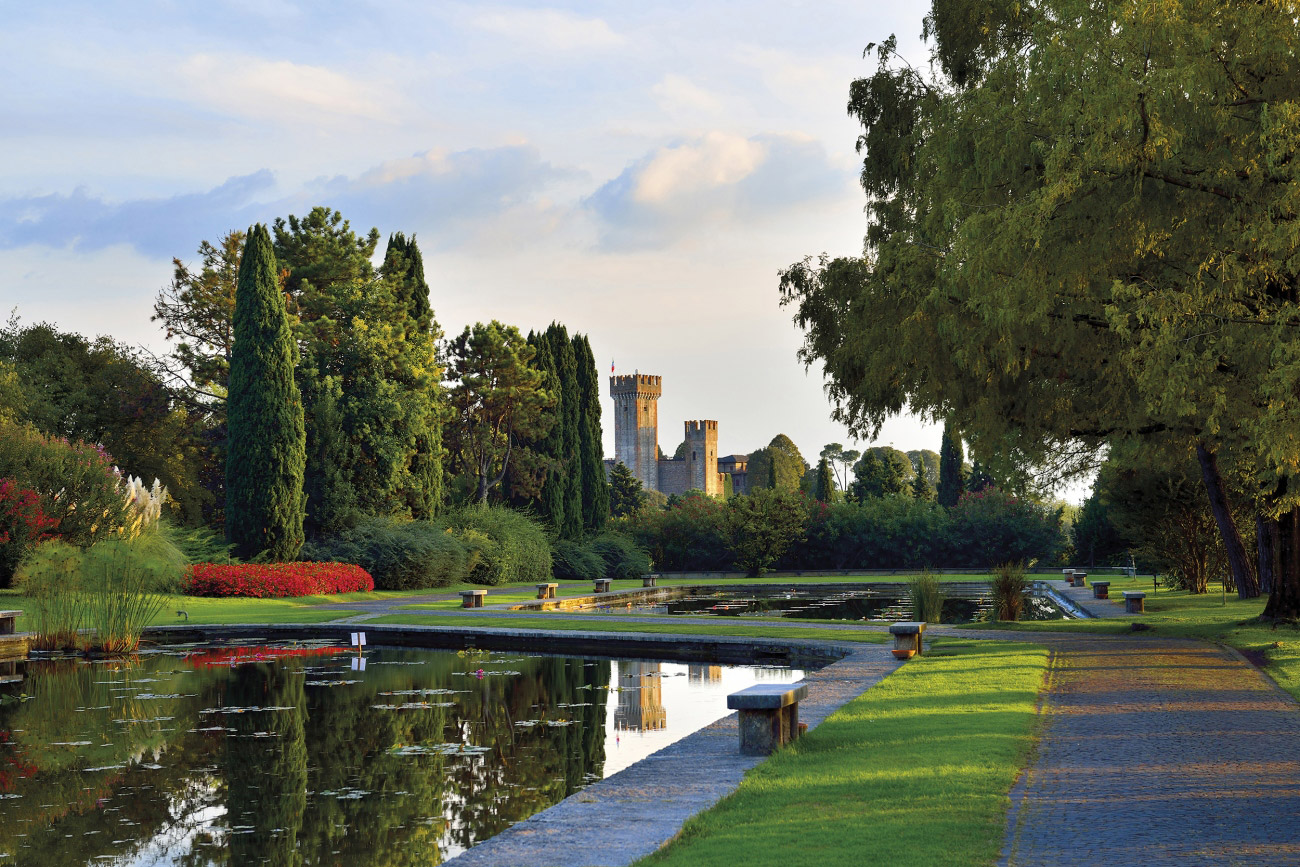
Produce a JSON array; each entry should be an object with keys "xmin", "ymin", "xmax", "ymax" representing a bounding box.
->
[{"xmin": 610, "ymin": 359, "xmax": 615, "ymax": 374}]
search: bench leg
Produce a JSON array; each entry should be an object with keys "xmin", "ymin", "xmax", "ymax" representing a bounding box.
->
[{"xmin": 738, "ymin": 706, "xmax": 798, "ymax": 755}]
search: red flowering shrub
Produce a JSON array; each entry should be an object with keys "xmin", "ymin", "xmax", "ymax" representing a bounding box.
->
[
  {"xmin": 184, "ymin": 562, "xmax": 374, "ymax": 598},
  {"xmin": 0, "ymin": 478, "xmax": 60, "ymax": 584},
  {"xmin": 184, "ymin": 645, "xmax": 349, "ymax": 668}
]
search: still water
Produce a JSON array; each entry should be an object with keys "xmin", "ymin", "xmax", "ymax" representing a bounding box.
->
[{"xmin": 0, "ymin": 642, "xmax": 801, "ymax": 865}]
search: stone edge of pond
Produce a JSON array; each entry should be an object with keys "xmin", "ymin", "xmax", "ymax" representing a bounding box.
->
[{"xmin": 141, "ymin": 622, "xmax": 898, "ymax": 867}]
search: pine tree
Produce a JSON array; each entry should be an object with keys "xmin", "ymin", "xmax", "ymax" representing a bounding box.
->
[
  {"xmin": 608, "ymin": 461, "xmax": 644, "ymax": 518},
  {"xmin": 911, "ymin": 466, "xmax": 935, "ymax": 501},
  {"xmin": 573, "ymin": 334, "xmax": 608, "ymax": 532},
  {"xmin": 814, "ymin": 457, "xmax": 835, "ymax": 503},
  {"xmin": 937, "ymin": 420, "xmax": 966, "ymax": 507},
  {"xmin": 226, "ymin": 224, "xmax": 305, "ymax": 560}
]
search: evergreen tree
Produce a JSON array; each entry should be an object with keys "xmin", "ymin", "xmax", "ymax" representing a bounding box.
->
[
  {"xmin": 225, "ymin": 224, "xmax": 305, "ymax": 560},
  {"xmin": 526, "ymin": 333, "xmax": 565, "ymax": 528},
  {"xmin": 937, "ymin": 421, "xmax": 966, "ymax": 507},
  {"xmin": 545, "ymin": 323, "xmax": 583, "ymax": 539},
  {"xmin": 911, "ymin": 466, "xmax": 935, "ymax": 501},
  {"xmin": 573, "ymin": 334, "xmax": 608, "ymax": 532},
  {"xmin": 302, "ymin": 375, "xmax": 356, "ymax": 537},
  {"xmin": 608, "ymin": 461, "xmax": 644, "ymax": 518},
  {"xmin": 814, "ymin": 457, "xmax": 835, "ymax": 503},
  {"xmin": 968, "ymin": 460, "xmax": 996, "ymax": 494}
]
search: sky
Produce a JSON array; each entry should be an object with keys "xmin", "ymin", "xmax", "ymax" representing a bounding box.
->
[{"xmin": 0, "ymin": 2, "xmax": 981, "ymax": 488}]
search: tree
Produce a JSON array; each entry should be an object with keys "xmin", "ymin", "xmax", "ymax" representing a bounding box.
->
[
  {"xmin": 851, "ymin": 448, "xmax": 911, "ymax": 499},
  {"xmin": 545, "ymin": 324, "xmax": 583, "ymax": 539},
  {"xmin": 444, "ymin": 322, "xmax": 553, "ymax": 504},
  {"xmin": 820, "ymin": 443, "xmax": 860, "ymax": 491},
  {"xmin": 1072, "ymin": 490, "xmax": 1127, "ymax": 569},
  {"xmin": 726, "ymin": 489, "xmax": 809, "ymax": 576},
  {"xmin": 779, "ymin": 3, "xmax": 1299, "ymax": 606},
  {"xmin": 272, "ymin": 207, "xmax": 378, "ymax": 299},
  {"xmin": 906, "ymin": 449, "xmax": 939, "ymax": 486},
  {"xmin": 225, "ymin": 224, "xmax": 305, "ymax": 560},
  {"xmin": 911, "ymin": 466, "xmax": 935, "ymax": 501},
  {"xmin": 608, "ymin": 461, "xmax": 644, "ymax": 518},
  {"xmin": 937, "ymin": 421, "xmax": 966, "ymax": 507},
  {"xmin": 572, "ymin": 334, "xmax": 609, "ymax": 532},
  {"xmin": 814, "ymin": 457, "xmax": 835, "ymax": 503}
]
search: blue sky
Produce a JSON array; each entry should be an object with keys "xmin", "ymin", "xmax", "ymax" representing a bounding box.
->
[{"xmin": 1, "ymin": 1, "xmax": 962, "ymax": 477}]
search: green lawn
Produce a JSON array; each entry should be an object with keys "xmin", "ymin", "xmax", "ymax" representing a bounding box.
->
[
  {"xmin": 969, "ymin": 575, "xmax": 1300, "ymax": 700},
  {"xmin": 639, "ymin": 640, "xmax": 1050, "ymax": 867},
  {"xmin": 363, "ymin": 612, "xmax": 890, "ymax": 644}
]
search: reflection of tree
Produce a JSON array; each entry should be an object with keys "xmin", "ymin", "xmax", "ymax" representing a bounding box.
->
[{"xmin": 224, "ymin": 662, "xmax": 307, "ymax": 867}]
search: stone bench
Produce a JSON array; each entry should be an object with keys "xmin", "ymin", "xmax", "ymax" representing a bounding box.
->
[
  {"xmin": 889, "ymin": 621, "xmax": 926, "ymax": 659},
  {"xmin": 1092, "ymin": 580, "xmax": 1111, "ymax": 600},
  {"xmin": 0, "ymin": 611, "xmax": 19, "ymax": 635},
  {"xmin": 1123, "ymin": 591, "xmax": 1146, "ymax": 614},
  {"xmin": 1071, "ymin": 571, "xmax": 1088, "ymax": 588},
  {"xmin": 727, "ymin": 683, "xmax": 808, "ymax": 755},
  {"xmin": 594, "ymin": 578, "xmax": 612, "ymax": 593},
  {"xmin": 642, "ymin": 575, "xmax": 658, "ymax": 587},
  {"xmin": 460, "ymin": 590, "xmax": 487, "ymax": 609},
  {"xmin": 535, "ymin": 582, "xmax": 558, "ymax": 600}
]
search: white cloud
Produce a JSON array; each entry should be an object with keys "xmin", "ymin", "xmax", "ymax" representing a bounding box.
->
[
  {"xmin": 631, "ymin": 132, "xmax": 767, "ymax": 204},
  {"xmin": 472, "ymin": 8, "xmax": 623, "ymax": 52},
  {"xmin": 178, "ymin": 53, "xmax": 399, "ymax": 124},
  {"xmin": 651, "ymin": 74, "xmax": 723, "ymax": 117}
]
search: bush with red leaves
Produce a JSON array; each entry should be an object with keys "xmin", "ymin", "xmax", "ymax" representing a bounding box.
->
[{"xmin": 184, "ymin": 562, "xmax": 374, "ymax": 598}]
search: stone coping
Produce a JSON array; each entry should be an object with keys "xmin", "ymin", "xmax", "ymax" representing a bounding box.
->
[
  {"xmin": 727, "ymin": 682, "xmax": 809, "ymax": 710},
  {"xmin": 889, "ymin": 621, "xmax": 927, "ymax": 634}
]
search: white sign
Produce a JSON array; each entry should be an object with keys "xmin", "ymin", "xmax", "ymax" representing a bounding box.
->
[
  {"xmin": 351, "ymin": 656, "xmax": 367, "ymax": 672},
  {"xmin": 350, "ymin": 632, "xmax": 367, "ymax": 647}
]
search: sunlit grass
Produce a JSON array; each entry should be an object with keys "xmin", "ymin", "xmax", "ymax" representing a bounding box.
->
[{"xmin": 640, "ymin": 640, "xmax": 1049, "ymax": 867}]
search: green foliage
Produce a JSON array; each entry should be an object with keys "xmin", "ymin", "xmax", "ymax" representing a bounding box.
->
[
  {"xmin": 551, "ymin": 538, "xmax": 606, "ymax": 581},
  {"xmin": 438, "ymin": 505, "xmax": 552, "ymax": 586},
  {"xmin": 225, "ymin": 223, "xmax": 306, "ymax": 560},
  {"xmin": 906, "ymin": 449, "xmax": 939, "ymax": 486},
  {"xmin": 301, "ymin": 375, "xmax": 358, "ymax": 537},
  {"xmin": 164, "ymin": 523, "xmax": 239, "ymax": 565},
  {"xmin": 937, "ymin": 421, "xmax": 966, "ymax": 507},
  {"xmin": 444, "ymin": 322, "xmax": 553, "ymax": 504},
  {"xmin": 909, "ymin": 570, "xmax": 945, "ymax": 624},
  {"xmin": 1071, "ymin": 490, "xmax": 1127, "ymax": 569},
  {"xmin": 0, "ymin": 420, "xmax": 129, "ymax": 573},
  {"xmin": 814, "ymin": 457, "xmax": 835, "ymax": 503},
  {"xmin": 948, "ymin": 488, "xmax": 1065, "ymax": 569},
  {"xmin": 990, "ymin": 562, "xmax": 1028, "ymax": 622},
  {"xmin": 820, "ymin": 443, "xmax": 860, "ymax": 492},
  {"xmin": 1, "ymin": 318, "xmax": 209, "ymax": 524},
  {"xmin": 910, "ymin": 464, "xmax": 935, "ymax": 501},
  {"xmin": 625, "ymin": 491, "xmax": 731, "ymax": 571},
  {"xmin": 607, "ymin": 461, "xmax": 644, "ymax": 518},
  {"xmin": 300, "ymin": 516, "xmax": 468, "ymax": 590},
  {"xmin": 851, "ymin": 447, "xmax": 911, "ymax": 499},
  {"xmin": 588, "ymin": 532, "xmax": 652, "ymax": 580},
  {"xmin": 16, "ymin": 531, "xmax": 179, "ymax": 652},
  {"xmin": 546, "ymin": 324, "xmax": 582, "ymax": 539},
  {"xmin": 726, "ymin": 489, "xmax": 810, "ymax": 576},
  {"xmin": 572, "ymin": 334, "xmax": 609, "ymax": 533}
]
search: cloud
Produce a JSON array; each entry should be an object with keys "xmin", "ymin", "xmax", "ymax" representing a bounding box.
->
[
  {"xmin": 178, "ymin": 53, "xmax": 399, "ymax": 124},
  {"xmin": 584, "ymin": 132, "xmax": 853, "ymax": 249},
  {"xmin": 650, "ymin": 74, "xmax": 722, "ymax": 117},
  {"xmin": 471, "ymin": 8, "xmax": 623, "ymax": 52},
  {"xmin": 0, "ymin": 145, "xmax": 575, "ymax": 259}
]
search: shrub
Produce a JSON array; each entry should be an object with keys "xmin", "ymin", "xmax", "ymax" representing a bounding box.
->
[
  {"xmin": 301, "ymin": 517, "xmax": 468, "ymax": 590},
  {"xmin": 0, "ymin": 420, "xmax": 128, "ymax": 552},
  {"xmin": 437, "ymin": 505, "xmax": 551, "ymax": 586},
  {"xmin": 184, "ymin": 562, "xmax": 374, "ymax": 598},
  {"xmin": 909, "ymin": 570, "xmax": 946, "ymax": 623},
  {"xmin": 726, "ymin": 489, "xmax": 810, "ymax": 576},
  {"xmin": 625, "ymin": 491, "xmax": 730, "ymax": 571},
  {"xmin": 17, "ymin": 529, "xmax": 183, "ymax": 652},
  {"xmin": 589, "ymin": 533, "xmax": 652, "ymax": 580},
  {"xmin": 0, "ymin": 479, "xmax": 59, "ymax": 585},
  {"xmin": 551, "ymin": 539, "xmax": 606, "ymax": 581},
  {"xmin": 990, "ymin": 562, "xmax": 1028, "ymax": 621},
  {"xmin": 165, "ymin": 524, "xmax": 239, "ymax": 565},
  {"xmin": 947, "ymin": 488, "xmax": 1066, "ymax": 568}
]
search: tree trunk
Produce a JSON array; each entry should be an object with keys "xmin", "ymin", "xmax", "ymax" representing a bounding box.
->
[
  {"xmin": 1264, "ymin": 507, "xmax": 1300, "ymax": 620},
  {"xmin": 1257, "ymin": 515, "xmax": 1276, "ymax": 595},
  {"xmin": 1194, "ymin": 444, "xmax": 1260, "ymax": 599}
]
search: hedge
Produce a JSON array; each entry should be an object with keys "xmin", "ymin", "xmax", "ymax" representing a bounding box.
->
[{"xmin": 184, "ymin": 562, "xmax": 374, "ymax": 598}]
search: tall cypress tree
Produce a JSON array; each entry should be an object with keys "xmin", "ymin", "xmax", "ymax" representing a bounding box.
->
[
  {"xmin": 546, "ymin": 323, "xmax": 583, "ymax": 540},
  {"xmin": 528, "ymin": 334, "xmax": 566, "ymax": 530},
  {"xmin": 226, "ymin": 224, "xmax": 305, "ymax": 560},
  {"xmin": 937, "ymin": 420, "xmax": 966, "ymax": 507},
  {"xmin": 814, "ymin": 457, "xmax": 835, "ymax": 503},
  {"xmin": 572, "ymin": 334, "xmax": 608, "ymax": 532}
]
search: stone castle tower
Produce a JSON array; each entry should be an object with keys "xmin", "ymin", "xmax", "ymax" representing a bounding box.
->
[{"xmin": 608, "ymin": 373, "xmax": 726, "ymax": 497}]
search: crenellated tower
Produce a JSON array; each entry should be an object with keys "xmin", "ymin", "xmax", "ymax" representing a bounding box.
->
[
  {"xmin": 610, "ymin": 374, "xmax": 661, "ymax": 490},
  {"xmin": 683, "ymin": 420, "xmax": 721, "ymax": 497}
]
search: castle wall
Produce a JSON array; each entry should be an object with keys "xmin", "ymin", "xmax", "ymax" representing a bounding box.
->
[
  {"xmin": 656, "ymin": 460, "xmax": 690, "ymax": 496},
  {"xmin": 610, "ymin": 374, "xmax": 661, "ymax": 491}
]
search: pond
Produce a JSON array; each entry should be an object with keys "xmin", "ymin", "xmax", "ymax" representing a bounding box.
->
[
  {"xmin": 0, "ymin": 642, "xmax": 801, "ymax": 865},
  {"xmin": 588, "ymin": 583, "xmax": 1069, "ymax": 623}
]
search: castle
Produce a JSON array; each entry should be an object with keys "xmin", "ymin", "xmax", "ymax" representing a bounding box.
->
[{"xmin": 605, "ymin": 373, "xmax": 749, "ymax": 497}]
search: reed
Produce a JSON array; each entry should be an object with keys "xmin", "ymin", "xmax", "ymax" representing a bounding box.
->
[
  {"xmin": 990, "ymin": 561, "xmax": 1028, "ymax": 621},
  {"xmin": 909, "ymin": 570, "xmax": 946, "ymax": 623}
]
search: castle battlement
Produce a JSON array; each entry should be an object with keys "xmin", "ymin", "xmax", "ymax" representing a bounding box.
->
[
  {"xmin": 685, "ymin": 420, "xmax": 718, "ymax": 433},
  {"xmin": 610, "ymin": 374, "xmax": 662, "ymax": 397}
]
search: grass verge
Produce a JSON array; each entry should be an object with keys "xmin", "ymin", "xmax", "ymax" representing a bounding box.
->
[
  {"xmin": 363, "ymin": 613, "xmax": 890, "ymax": 644},
  {"xmin": 639, "ymin": 640, "xmax": 1049, "ymax": 867},
  {"xmin": 966, "ymin": 575, "xmax": 1300, "ymax": 700}
]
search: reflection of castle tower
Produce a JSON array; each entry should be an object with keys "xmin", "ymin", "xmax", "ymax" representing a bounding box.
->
[
  {"xmin": 607, "ymin": 373, "xmax": 726, "ymax": 497},
  {"xmin": 688, "ymin": 664, "xmax": 722, "ymax": 684},
  {"xmin": 614, "ymin": 662, "xmax": 667, "ymax": 732}
]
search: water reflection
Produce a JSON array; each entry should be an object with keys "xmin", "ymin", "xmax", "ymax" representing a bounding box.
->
[{"xmin": 0, "ymin": 644, "xmax": 799, "ymax": 865}]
